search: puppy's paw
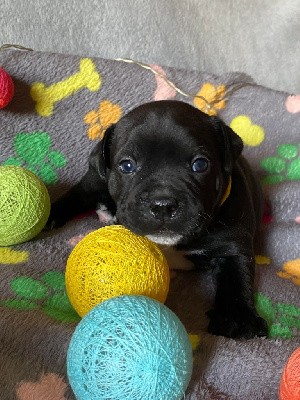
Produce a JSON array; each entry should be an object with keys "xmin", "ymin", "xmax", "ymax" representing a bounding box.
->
[
  {"xmin": 96, "ymin": 203, "xmax": 116, "ymax": 226},
  {"xmin": 207, "ymin": 308, "xmax": 268, "ymax": 339},
  {"xmin": 45, "ymin": 205, "xmax": 68, "ymax": 230}
]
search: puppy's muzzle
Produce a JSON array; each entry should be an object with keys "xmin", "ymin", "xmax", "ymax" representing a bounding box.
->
[{"xmin": 149, "ymin": 196, "xmax": 179, "ymax": 220}]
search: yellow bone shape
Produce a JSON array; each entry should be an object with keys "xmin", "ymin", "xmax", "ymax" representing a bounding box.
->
[{"xmin": 30, "ymin": 58, "xmax": 101, "ymax": 117}]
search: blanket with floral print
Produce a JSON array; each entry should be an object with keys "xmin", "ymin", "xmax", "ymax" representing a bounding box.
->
[{"xmin": 0, "ymin": 49, "xmax": 299, "ymax": 400}]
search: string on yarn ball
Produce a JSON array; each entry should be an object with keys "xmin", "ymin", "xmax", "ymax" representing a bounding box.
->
[
  {"xmin": 67, "ymin": 295, "xmax": 193, "ymax": 400},
  {"xmin": 279, "ymin": 347, "xmax": 300, "ymax": 400},
  {"xmin": 0, "ymin": 67, "xmax": 14, "ymax": 108},
  {"xmin": 0, "ymin": 166, "xmax": 50, "ymax": 246},
  {"xmin": 66, "ymin": 225, "xmax": 170, "ymax": 316}
]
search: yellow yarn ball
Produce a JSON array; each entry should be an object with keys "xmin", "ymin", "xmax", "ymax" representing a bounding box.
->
[{"xmin": 66, "ymin": 225, "xmax": 170, "ymax": 317}]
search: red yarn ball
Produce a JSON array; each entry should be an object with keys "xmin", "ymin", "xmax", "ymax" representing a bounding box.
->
[
  {"xmin": 279, "ymin": 348, "xmax": 300, "ymax": 400},
  {"xmin": 0, "ymin": 67, "xmax": 14, "ymax": 108}
]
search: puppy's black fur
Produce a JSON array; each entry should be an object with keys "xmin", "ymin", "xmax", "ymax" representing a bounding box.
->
[{"xmin": 49, "ymin": 100, "xmax": 267, "ymax": 339}]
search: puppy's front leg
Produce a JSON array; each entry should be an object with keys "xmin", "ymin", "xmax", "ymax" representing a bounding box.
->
[
  {"xmin": 207, "ymin": 253, "xmax": 268, "ymax": 339},
  {"xmin": 47, "ymin": 169, "xmax": 115, "ymax": 228}
]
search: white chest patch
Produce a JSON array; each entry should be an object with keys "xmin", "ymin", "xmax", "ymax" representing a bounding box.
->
[{"xmin": 146, "ymin": 233, "xmax": 183, "ymax": 246}]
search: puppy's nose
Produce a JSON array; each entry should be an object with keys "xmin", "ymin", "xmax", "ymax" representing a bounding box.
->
[{"xmin": 149, "ymin": 197, "xmax": 179, "ymax": 220}]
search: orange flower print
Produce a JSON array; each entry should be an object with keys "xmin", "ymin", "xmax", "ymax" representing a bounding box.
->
[
  {"xmin": 194, "ymin": 83, "xmax": 226, "ymax": 116},
  {"xmin": 277, "ymin": 258, "xmax": 300, "ymax": 286},
  {"xmin": 84, "ymin": 100, "xmax": 122, "ymax": 140}
]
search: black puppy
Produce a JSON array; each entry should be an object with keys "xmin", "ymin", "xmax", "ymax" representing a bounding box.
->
[{"xmin": 49, "ymin": 100, "xmax": 267, "ymax": 339}]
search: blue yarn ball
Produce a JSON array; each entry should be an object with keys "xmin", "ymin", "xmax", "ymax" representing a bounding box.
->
[{"xmin": 67, "ymin": 295, "xmax": 193, "ymax": 400}]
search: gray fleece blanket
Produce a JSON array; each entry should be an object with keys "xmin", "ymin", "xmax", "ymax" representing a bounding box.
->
[{"xmin": 0, "ymin": 48, "xmax": 299, "ymax": 400}]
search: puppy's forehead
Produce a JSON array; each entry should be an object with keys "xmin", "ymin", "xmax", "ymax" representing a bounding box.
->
[
  {"xmin": 118, "ymin": 101, "xmax": 212, "ymax": 128},
  {"xmin": 113, "ymin": 101, "xmax": 216, "ymax": 148}
]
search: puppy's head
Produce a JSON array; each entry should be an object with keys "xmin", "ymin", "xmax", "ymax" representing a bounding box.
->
[{"xmin": 101, "ymin": 101, "xmax": 242, "ymax": 245}]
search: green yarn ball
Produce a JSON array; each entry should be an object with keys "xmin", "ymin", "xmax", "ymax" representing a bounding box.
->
[{"xmin": 0, "ymin": 166, "xmax": 51, "ymax": 246}]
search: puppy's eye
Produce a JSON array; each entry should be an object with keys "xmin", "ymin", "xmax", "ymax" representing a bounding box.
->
[
  {"xmin": 191, "ymin": 157, "xmax": 209, "ymax": 173},
  {"xmin": 119, "ymin": 159, "xmax": 137, "ymax": 174}
]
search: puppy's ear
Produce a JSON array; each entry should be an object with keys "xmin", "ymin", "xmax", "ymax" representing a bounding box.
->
[
  {"xmin": 211, "ymin": 117, "xmax": 243, "ymax": 173},
  {"xmin": 101, "ymin": 124, "xmax": 115, "ymax": 169},
  {"xmin": 88, "ymin": 124, "xmax": 115, "ymax": 179}
]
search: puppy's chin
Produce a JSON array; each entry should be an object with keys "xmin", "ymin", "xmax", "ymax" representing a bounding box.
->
[{"xmin": 146, "ymin": 233, "xmax": 183, "ymax": 246}]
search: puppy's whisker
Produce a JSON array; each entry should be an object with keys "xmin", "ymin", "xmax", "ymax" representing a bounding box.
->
[
  {"xmin": 198, "ymin": 211, "xmax": 212, "ymax": 221},
  {"xmin": 215, "ymin": 220, "xmax": 229, "ymax": 229}
]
